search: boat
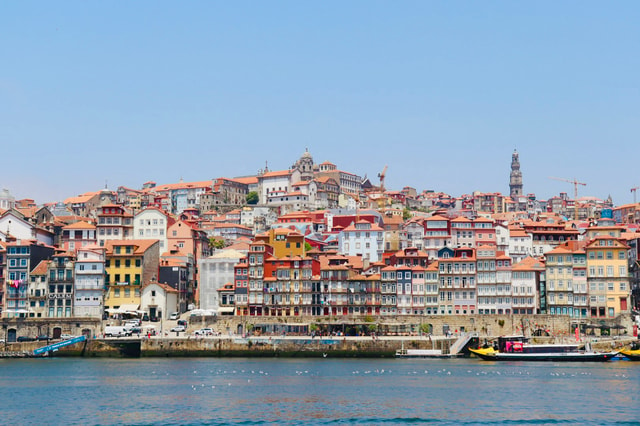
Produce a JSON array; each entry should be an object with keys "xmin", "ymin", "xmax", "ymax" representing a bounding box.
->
[
  {"xmin": 469, "ymin": 335, "xmax": 617, "ymax": 362},
  {"xmin": 395, "ymin": 348, "xmax": 459, "ymax": 358},
  {"xmin": 619, "ymin": 343, "xmax": 640, "ymax": 361}
]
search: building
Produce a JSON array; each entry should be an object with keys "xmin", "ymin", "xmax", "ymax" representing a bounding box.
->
[
  {"xmin": 509, "ymin": 149, "xmax": 523, "ymax": 199},
  {"xmin": 511, "ymin": 256, "xmax": 544, "ymax": 315},
  {"xmin": 60, "ymin": 221, "xmax": 97, "ymax": 253},
  {"xmin": 3, "ymin": 240, "xmax": 55, "ymax": 318},
  {"xmin": 46, "ymin": 252, "xmax": 76, "ymax": 318},
  {"xmin": 141, "ymin": 282, "xmax": 179, "ymax": 323},
  {"xmin": 437, "ymin": 247, "xmax": 477, "ymax": 315},
  {"xmin": 338, "ymin": 220, "xmax": 384, "ymax": 262},
  {"xmin": 134, "ymin": 207, "xmax": 173, "ymax": 253},
  {"xmin": 29, "ymin": 260, "xmax": 49, "ymax": 318},
  {"xmin": 198, "ymin": 249, "xmax": 246, "ymax": 314},
  {"xmin": 104, "ymin": 240, "xmax": 160, "ymax": 315},
  {"xmin": 96, "ymin": 204, "xmax": 134, "ymax": 247},
  {"xmin": 585, "ymin": 236, "xmax": 630, "ymax": 318},
  {"xmin": 74, "ymin": 246, "xmax": 106, "ymax": 318}
]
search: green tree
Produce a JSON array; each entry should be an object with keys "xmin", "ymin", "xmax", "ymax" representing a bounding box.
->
[
  {"xmin": 246, "ymin": 191, "xmax": 259, "ymax": 205},
  {"xmin": 304, "ymin": 242, "xmax": 313, "ymax": 252},
  {"xmin": 209, "ymin": 238, "xmax": 226, "ymax": 250},
  {"xmin": 403, "ymin": 208, "xmax": 412, "ymax": 221}
]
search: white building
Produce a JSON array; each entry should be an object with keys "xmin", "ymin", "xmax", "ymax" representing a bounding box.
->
[
  {"xmin": 74, "ymin": 247, "xmax": 106, "ymax": 318},
  {"xmin": 141, "ymin": 282, "xmax": 179, "ymax": 322},
  {"xmin": 338, "ymin": 220, "xmax": 384, "ymax": 262},
  {"xmin": 511, "ymin": 256, "xmax": 543, "ymax": 315},
  {"xmin": 134, "ymin": 207, "xmax": 170, "ymax": 252},
  {"xmin": 509, "ymin": 228, "xmax": 534, "ymax": 264},
  {"xmin": 198, "ymin": 248, "xmax": 247, "ymax": 313}
]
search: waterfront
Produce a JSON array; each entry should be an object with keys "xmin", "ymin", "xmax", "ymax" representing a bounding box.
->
[{"xmin": 1, "ymin": 358, "xmax": 639, "ymax": 425}]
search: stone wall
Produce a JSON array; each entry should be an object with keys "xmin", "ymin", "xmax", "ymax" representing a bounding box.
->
[{"xmin": 201, "ymin": 313, "xmax": 634, "ymax": 338}]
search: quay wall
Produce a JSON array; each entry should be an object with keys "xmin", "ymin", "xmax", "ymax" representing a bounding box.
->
[{"xmin": 206, "ymin": 313, "xmax": 634, "ymax": 338}]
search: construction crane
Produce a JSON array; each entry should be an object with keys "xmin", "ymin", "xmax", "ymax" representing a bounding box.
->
[
  {"xmin": 377, "ymin": 165, "xmax": 388, "ymax": 209},
  {"xmin": 378, "ymin": 165, "xmax": 388, "ymax": 192},
  {"xmin": 549, "ymin": 177, "xmax": 587, "ymax": 221},
  {"xmin": 632, "ymin": 186, "xmax": 640, "ymax": 204}
]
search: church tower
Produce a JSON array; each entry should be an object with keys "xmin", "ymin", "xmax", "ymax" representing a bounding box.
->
[
  {"xmin": 292, "ymin": 148, "xmax": 315, "ymax": 181},
  {"xmin": 509, "ymin": 149, "xmax": 523, "ymax": 198}
]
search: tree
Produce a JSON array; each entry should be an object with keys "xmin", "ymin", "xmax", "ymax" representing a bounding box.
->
[
  {"xmin": 304, "ymin": 242, "xmax": 313, "ymax": 252},
  {"xmin": 402, "ymin": 208, "xmax": 412, "ymax": 221},
  {"xmin": 209, "ymin": 238, "xmax": 226, "ymax": 250},
  {"xmin": 246, "ymin": 191, "xmax": 259, "ymax": 205}
]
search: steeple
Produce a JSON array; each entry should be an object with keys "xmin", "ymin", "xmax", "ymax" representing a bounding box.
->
[{"xmin": 509, "ymin": 149, "xmax": 523, "ymax": 199}]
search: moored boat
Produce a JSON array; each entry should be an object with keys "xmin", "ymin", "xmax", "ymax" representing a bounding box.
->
[
  {"xmin": 619, "ymin": 346, "xmax": 640, "ymax": 361},
  {"xmin": 470, "ymin": 336, "xmax": 617, "ymax": 362}
]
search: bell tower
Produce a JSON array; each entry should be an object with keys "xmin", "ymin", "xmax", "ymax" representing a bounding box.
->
[{"xmin": 509, "ymin": 149, "xmax": 523, "ymax": 198}]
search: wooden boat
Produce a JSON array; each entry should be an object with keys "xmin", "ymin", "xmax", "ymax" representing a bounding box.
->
[
  {"xmin": 619, "ymin": 347, "xmax": 640, "ymax": 361},
  {"xmin": 470, "ymin": 335, "xmax": 616, "ymax": 362}
]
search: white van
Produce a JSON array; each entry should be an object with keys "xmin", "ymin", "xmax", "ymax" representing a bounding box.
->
[
  {"xmin": 169, "ymin": 312, "xmax": 179, "ymax": 320},
  {"xmin": 104, "ymin": 326, "xmax": 131, "ymax": 337}
]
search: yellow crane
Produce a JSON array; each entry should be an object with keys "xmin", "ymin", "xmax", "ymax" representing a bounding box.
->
[
  {"xmin": 549, "ymin": 176, "xmax": 587, "ymax": 221},
  {"xmin": 376, "ymin": 165, "xmax": 388, "ymax": 209},
  {"xmin": 378, "ymin": 165, "xmax": 388, "ymax": 193}
]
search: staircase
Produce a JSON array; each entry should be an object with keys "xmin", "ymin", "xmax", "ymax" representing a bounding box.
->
[{"xmin": 449, "ymin": 332, "xmax": 479, "ymax": 355}]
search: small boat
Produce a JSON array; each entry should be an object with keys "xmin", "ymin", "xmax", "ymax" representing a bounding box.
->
[
  {"xmin": 470, "ymin": 336, "xmax": 617, "ymax": 362},
  {"xmin": 396, "ymin": 348, "xmax": 459, "ymax": 358},
  {"xmin": 619, "ymin": 346, "xmax": 640, "ymax": 361}
]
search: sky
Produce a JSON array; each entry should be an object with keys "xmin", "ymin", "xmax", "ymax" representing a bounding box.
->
[{"xmin": 1, "ymin": 2, "xmax": 639, "ymax": 206}]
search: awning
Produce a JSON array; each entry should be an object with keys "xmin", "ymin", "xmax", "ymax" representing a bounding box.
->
[
  {"xmin": 217, "ymin": 307, "xmax": 235, "ymax": 313},
  {"xmin": 107, "ymin": 304, "xmax": 140, "ymax": 314}
]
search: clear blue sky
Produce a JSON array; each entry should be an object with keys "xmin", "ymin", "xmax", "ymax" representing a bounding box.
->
[{"xmin": 2, "ymin": 2, "xmax": 638, "ymax": 205}]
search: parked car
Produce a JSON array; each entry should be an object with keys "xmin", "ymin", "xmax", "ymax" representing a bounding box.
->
[
  {"xmin": 60, "ymin": 334, "xmax": 75, "ymax": 340},
  {"xmin": 17, "ymin": 336, "xmax": 36, "ymax": 342},
  {"xmin": 169, "ymin": 312, "xmax": 179, "ymax": 320},
  {"xmin": 171, "ymin": 325, "xmax": 186, "ymax": 333},
  {"xmin": 142, "ymin": 313, "xmax": 150, "ymax": 322},
  {"xmin": 177, "ymin": 319, "xmax": 188, "ymax": 327},
  {"xmin": 195, "ymin": 328, "xmax": 214, "ymax": 336},
  {"xmin": 36, "ymin": 335, "xmax": 50, "ymax": 341}
]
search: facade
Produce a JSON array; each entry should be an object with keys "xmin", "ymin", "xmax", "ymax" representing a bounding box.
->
[
  {"xmin": 437, "ymin": 247, "xmax": 477, "ymax": 315},
  {"xmin": 511, "ymin": 256, "xmax": 544, "ymax": 315},
  {"xmin": 134, "ymin": 207, "xmax": 172, "ymax": 252},
  {"xmin": 423, "ymin": 215, "xmax": 451, "ymax": 259},
  {"xmin": 74, "ymin": 247, "xmax": 105, "ymax": 318},
  {"xmin": 198, "ymin": 249, "xmax": 246, "ymax": 314},
  {"xmin": 3, "ymin": 240, "xmax": 55, "ymax": 318},
  {"xmin": 96, "ymin": 204, "xmax": 134, "ymax": 247},
  {"xmin": 29, "ymin": 260, "xmax": 49, "ymax": 318},
  {"xmin": 60, "ymin": 221, "xmax": 97, "ymax": 253},
  {"xmin": 338, "ymin": 220, "xmax": 384, "ymax": 262},
  {"xmin": 585, "ymin": 236, "xmax": 630, "ymax": 318},
  {"xmin": 141, "ymin": 282, "xmax": 179, "ymax": 323},
  {"xmin": 47, "ymin": 252, "xmax": 76, "ymax": 318},
  {"xmin": 104, "ymin": 240, "xmax": 160, "ymax": 314}
]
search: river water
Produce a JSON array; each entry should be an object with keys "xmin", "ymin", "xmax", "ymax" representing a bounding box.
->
[{"xmin": 1, "ymin": 357, "xmax": 638, "ymax": 425}]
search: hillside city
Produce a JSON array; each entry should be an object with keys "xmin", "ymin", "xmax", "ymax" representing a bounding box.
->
[{"xmin": 1, "ymin": 149, "xmax": 639, "ymax": 336}]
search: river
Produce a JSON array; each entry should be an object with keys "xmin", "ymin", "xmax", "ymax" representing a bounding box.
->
[{"xmin": 1, "ymin": 357, "xmax": 637, "ymax": 425}]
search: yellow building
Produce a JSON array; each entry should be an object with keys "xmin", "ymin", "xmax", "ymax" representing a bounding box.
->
[
  {"xmin": 255, "ymin": 228, "xmax": 305, "ymax": 259},
  {"xmin": 585, "ymin": 236, "xmax": 630, "ymax": 318},
  {"xmin": 104, "ymin": 239, "xmax": 160, "ymax": 314}
]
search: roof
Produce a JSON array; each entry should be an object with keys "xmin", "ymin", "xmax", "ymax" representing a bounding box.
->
[
  {"xmin": 261, "ymin": 170, "xmax": 292, "ymax": 178},
  {"xmin": 154, "ymin": 180, "xmax": 213, "ymax": 191},
  {"xmin": 63, "ymin": 220, "xmax": 96, "ymax": 230},
  {"xmin": 64, "ymin": 191, "xmax": 100, "ymax": 205},
  {"xmin": 104, "ymin": 239, "xmax": 159, "ymax": 255}
]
